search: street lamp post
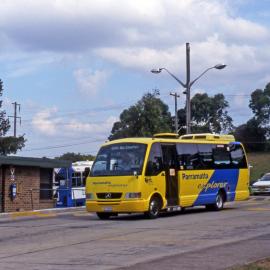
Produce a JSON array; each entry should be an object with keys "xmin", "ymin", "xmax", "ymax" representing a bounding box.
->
[{"xmin": 151, "ymin": 42, "xmax": 226, "ymax": 134}]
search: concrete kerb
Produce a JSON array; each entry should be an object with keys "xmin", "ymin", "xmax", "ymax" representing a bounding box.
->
[{"xmin": 0, "ymin": 206, "xmax": 87, "ymax": 221}]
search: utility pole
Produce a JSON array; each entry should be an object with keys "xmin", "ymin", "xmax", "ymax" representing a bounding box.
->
[
  {"xmin": 8, "ymin": 102, "xmax": 21, "ymax": 137},
  {"xmin": 185, "ymin": 42, "xmax": 191, "ymax": 134},
  {"xmin": 170, "ymin": 92, "xmax": 180, "ymax": 134}
]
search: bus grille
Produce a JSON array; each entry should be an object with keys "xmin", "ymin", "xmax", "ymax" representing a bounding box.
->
[{"xmin": 96, "ymin": 193, "xmax": 122, "ymax": 199}]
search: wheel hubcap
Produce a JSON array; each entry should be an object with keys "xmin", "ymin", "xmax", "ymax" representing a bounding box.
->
[
  {"xmin": 216, "ymin": 195, "xmax": 223, "ymax": 208},
  {"xmin": 150, "ymin": 200, "xmax": 158, "ymax": 215}
]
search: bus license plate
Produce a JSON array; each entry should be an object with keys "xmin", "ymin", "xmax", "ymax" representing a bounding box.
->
[{"xmin": 103, "ymin": 207, "xmax": 113, "ymax": 212}]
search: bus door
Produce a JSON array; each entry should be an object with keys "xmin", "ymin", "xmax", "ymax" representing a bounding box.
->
[
  {"xmin": 161, "ymin": 144, "xmax": 179, "ymax": 206},
  {"xmin": 145, "ymin": 143, "xmax": 166, "ymax": 202}
]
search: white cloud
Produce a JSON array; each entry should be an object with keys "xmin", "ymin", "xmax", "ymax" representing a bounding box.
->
[
  {"xmin": 73, "ymin": 69, "xmax": 110, "ymax": 96},
  {"xmin": 95, "ymin": 47, "xmax": 170, "ymax": 71},
  {"xmin": 31, "ymin": 107, "xmax": 117, "ymax": 136},
  {"xmin": 258, "ymin": 75, "xmax": 270, "ymax": 87},
  {"xmin": 0, "ymin": 0, "xmax": 268, "ymax": 52},
  {"xmin": 66, "ymin": 116, "xmax": 117, "ymax": 133},
  {"xmin": 2, "ymin": 97, "xmax": 13, "ymax": 110},
  {"xmin": 32, "ymin": 107, "xmax": 60, "ymax": 136},
  {"xmin": 3, "ymin": 0, "xmax": 269, "ymax": 157},
  {"xmin": 0, "ymin": 51, "xmax": 70, "ymax": 78},
  {"xmin": 0, "ymin": 0, "xmax": 269, "ymax": 86},
  {"xmin": 96, "ymin": 39, "xmax": 270, "ymax": 88},
  {"xmin": 8, "ymin": 53, "xmax": 59, "ymax": 78}
]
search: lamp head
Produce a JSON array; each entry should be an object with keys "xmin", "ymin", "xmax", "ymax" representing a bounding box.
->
[
  {"xmin": 151, "ymin": 68, "xmax": 163, "ymax": 74},
  {"xmin": 214, "ymin": 64, "xmax": 226, "ymax": 70}
]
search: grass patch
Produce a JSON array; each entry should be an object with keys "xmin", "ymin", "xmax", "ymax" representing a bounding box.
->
[
  {"xmin": 246, "ymin": 152, "xmax": 270, "ymax": 183},
  {"xmin": 230, "ymin": 258, "xmax": 270, "ymax": 270}
]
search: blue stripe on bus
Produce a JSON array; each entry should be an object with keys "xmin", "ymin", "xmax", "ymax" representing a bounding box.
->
[{"xmin": 194, "ymin": 169, "xmax": 239, "ymax": 206}]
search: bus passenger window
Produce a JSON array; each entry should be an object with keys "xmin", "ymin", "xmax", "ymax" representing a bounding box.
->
[
  {"xmin": 198, "ymin": 144, "xmax": 214, "ymax": 169},
  {"xmin": 72, "ymin": 172, "xmax": 82, "ymax": 187},
  {"xmin": 230, "ymin": 144, "xmax": 247, "ymax": 168},
  {"xmin": 77, "ymin": 176, "xmax": 82, "ymax": 187},
  {"xmin": 146, "ymin": 143, "xmax": 163, "ymax": 176},
  {"xmin": 177, "ymin": 143, "xmax": 200, "ymax": 170},
  {"xmin": 213, "ymin": 145, "xmax": 231, "ymax": 168},
  {"xmin": 72, "ymin": 177, "xmax": 77, "ymax": 187}
]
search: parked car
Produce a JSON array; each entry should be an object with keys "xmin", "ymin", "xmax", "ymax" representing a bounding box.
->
[{"xmin": 251, "ymin": 173, "xmax": 270, "ymax": 195}]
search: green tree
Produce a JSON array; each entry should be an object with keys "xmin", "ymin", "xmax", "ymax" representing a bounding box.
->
[
  {"xmin": 55, "ymin": 152, "xmax": 95, "ymax": 162},
  {"xmin": 0, "ymin": 79, "xmax": 26, "ymax": 155},
  {"xmin": 176, "ymin": 108, "xmax": 186, "ymax": 135},
  {"xmin": 234, "ymin": 118, "xmax": 267, "ymax": 152},
  {"xmin": 109, "ymin": 92, "xmax": 172, "ymax": 140},
  {"xmin": 249, "ymin": 82, "xmax": 270, "ymax": 137},
  {"xmin": 177, "ymin": 93, "xmax": 234, "ymax": 134}
]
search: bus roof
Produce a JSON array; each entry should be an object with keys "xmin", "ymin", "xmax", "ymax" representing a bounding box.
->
[
  {"xmin": 102, "ymin": 133, "xmax": 236, "ymax": 147},
  {"xmin": 179, "ymin": 133, "xmax": 235, "ymax": 142}
]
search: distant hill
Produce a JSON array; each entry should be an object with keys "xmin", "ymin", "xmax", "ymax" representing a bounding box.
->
[{"xmin": 247, "ymin": 152, "xmax": 270, "ymax": 183}]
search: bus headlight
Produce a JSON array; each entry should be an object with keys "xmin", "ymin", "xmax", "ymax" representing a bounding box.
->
[
  {"xmin": 125, "ymin": 192, "xmax": 141, "ymax": 199},
  {"xmin": 86, "ymin": 193, "xmax": 94, "ymax": 200}
]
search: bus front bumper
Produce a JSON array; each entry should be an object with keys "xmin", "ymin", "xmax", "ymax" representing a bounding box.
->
[{"xmin": 86, "ymin": 199, "xmax": 149, "ymax": 213}]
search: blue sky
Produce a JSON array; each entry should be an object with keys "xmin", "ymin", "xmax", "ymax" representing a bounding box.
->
[{"xmin": 1, "ymin": 0, "xmax": 270, "ymax": 158}]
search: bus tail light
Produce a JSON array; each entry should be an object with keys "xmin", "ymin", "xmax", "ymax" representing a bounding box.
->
[{"xmin": 125, "ymin": 192, "xmax": 141, "ymax": 199}]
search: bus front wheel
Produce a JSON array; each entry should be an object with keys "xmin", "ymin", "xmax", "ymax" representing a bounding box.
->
[{"xmin": 145, "ymin": 196, "xmax": 161, "ymax": 219}]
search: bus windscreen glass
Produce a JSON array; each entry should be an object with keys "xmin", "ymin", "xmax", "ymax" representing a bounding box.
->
[{"xmin": 91, "ymin": 143, "xmax": 147, "ymax": 176}]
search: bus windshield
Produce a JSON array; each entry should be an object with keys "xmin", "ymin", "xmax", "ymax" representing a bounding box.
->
[{"xmin": 91, "ymin": 143, "xmax": 147, "ymax": 177}]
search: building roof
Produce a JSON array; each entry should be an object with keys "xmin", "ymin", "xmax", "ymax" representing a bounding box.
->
[{"xmin": 0, "ymin": 156, "xmax": 71, "ymax": 168}]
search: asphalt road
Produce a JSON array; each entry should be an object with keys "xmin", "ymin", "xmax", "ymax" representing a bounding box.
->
[{"xmin": 0, "ymin": 196, "xmax": 270, "ymax": 270}]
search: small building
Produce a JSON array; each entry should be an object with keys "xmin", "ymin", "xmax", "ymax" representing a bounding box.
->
[{"xmin": 0, "ymin": 156, "xmax": 71, "ymax": 213}]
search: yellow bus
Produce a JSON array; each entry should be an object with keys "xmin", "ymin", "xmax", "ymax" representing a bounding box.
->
[{"xmin": 86, "ymin": 133, "xmax": 249, "ymax": 219}]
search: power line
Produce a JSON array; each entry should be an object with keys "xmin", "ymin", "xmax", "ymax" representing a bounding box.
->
[
  {"xmin": 23, "ymin": 134, "xmax": 108, "ymax": 147},
  {"xmin": 20, "ymin": 119, "xmax": 113, "ymax": 126},
  {"xmin": 22, "ymin": 138, "xmax": 105, "ymax": 152},
  {"xmin": 42, "ymin": 149, "xmax": 99, "ymax": 158}
]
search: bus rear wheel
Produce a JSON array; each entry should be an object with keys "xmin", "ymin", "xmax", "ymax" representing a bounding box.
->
[
  {"xmin": 96, "ymin": 212, "xmax": 111, "ymax": 220},
  {"xmin": 206, "ymin": 191, "xmax": 224, "ymax": 211},
  {"xmin": 145, "ymin": 196, "xmax": 161, "ymax": 219}
]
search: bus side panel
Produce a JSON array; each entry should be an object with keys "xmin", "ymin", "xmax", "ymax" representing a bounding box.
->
[
  {"xmin": 193, "ymin": 169, "xmax": 239, "ymax": 206},
  {"xmin": 180, "ymin": 169, "xmax": 240, "ymax": 207},
  {"xmin": 234, "ymin": 168, "xmax": 249, "ymax": 201},
  {"xmin": 179, "ymin": 170, "xmax": 214, "ymax": 207}
]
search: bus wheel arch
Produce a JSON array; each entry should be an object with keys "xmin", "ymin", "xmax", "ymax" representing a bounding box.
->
[
  {"xmin": 145, "ymin": 193, "xmax": 163, "ymax": 219},
  {"xmin": 206, "ymin": 189, "xmax": 226, "ymax": 211},
  {"xmin": 219, "ymin": 188, "xmax": 227, "ymax": 202}
]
